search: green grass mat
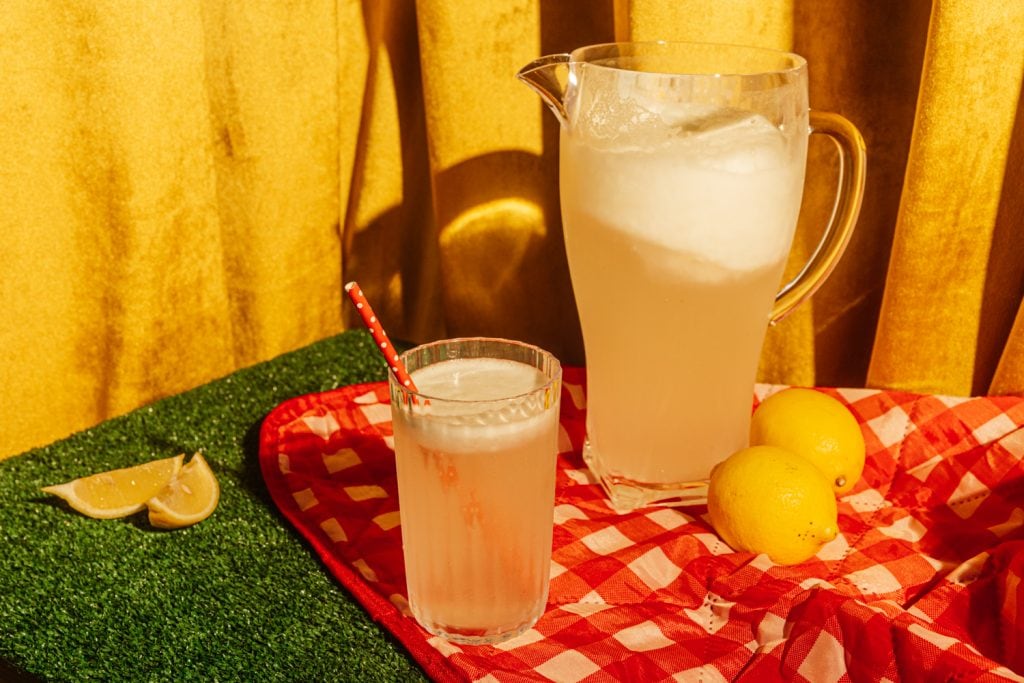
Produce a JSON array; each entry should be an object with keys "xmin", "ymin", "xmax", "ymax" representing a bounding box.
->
[{"xmin": 0, "ymin": 331, "xmax": 427, "ymax": 682}]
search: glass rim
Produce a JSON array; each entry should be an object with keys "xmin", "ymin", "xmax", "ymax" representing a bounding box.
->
[
  {"xmin": 392, "ymin": 336, "xmax": 563, "ymax": 405},
  {"xmin": 568, "ymin": 40, "xmax": 807, "ymax": 79}
]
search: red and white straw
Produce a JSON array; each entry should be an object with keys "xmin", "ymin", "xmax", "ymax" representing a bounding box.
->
[{"xmin": 344, "ymin": 282, "xmax": 418, "ymax": 391}]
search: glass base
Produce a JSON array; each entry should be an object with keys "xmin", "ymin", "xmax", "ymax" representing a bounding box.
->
[
  {"xmin": 582, "ymin": 437, "xmax": 710, "ymax": 512},
  {"xmin": 420, "ymin": 616, "xmax": 537, "ymax": 646}
]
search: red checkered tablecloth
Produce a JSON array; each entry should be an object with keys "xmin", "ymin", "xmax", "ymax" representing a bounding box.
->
[{"xmin": 259, "ymin": 368, "xmax": 1024, "ymax": 682}]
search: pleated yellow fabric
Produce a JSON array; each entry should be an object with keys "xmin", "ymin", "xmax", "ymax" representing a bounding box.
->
[
  {"xmin": 791, "ymin": 0, "xmax": 933, "ymax": 390},
  {"xmin": 867, "ymin": 0, "xmax": 1024, "ymax": 395},
  {"xmin": 614, "ymin": 0, "xmax": 794, "ymax": 48},
  {"xmin": 1, "ymin": 0, "xmax": 1022, "ymax": 460},
  {"xmin": 341, "ymin": 1, "xmax": 439, "ymax": 347},
  {"xmin": 0, "ymin": 2, "xmax": 344, "ymax": 458}
]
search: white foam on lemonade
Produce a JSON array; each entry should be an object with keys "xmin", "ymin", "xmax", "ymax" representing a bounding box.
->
[
  {"xmin": 568, "ymin": 109, "xmax": 803, "ymax": 280},
  {"xmin": 406, "ymin": 358, "xmax": 552, "ymax": 453},
  {"xmin": 413, "ymin": 357, "xmax": 548, "ymax": 403}
]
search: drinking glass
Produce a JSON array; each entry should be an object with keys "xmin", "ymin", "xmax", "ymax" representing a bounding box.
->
[{"xmin": 389, "ymin": 337, "xmax": 562, "ymax": 644}]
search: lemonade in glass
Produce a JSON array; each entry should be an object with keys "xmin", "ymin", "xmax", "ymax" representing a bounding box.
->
[{"xmin": 389, "ymin": 337, "xmax": 562, "ymax": 644}]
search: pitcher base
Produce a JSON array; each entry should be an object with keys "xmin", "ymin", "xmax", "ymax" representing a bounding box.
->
[{"xmin": 582, "ymin": 438, "xmax": 710, "ymax": 512}]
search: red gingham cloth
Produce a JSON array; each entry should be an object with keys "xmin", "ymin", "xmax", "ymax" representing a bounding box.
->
[{"xmin": 258, "ymin": 368, "xmax": 1024, "ymax": 682}]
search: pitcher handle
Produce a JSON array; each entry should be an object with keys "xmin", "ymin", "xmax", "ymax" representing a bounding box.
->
[{"xmin": 770, "ymin": 110, "xmax": 867, "ymax": 324}]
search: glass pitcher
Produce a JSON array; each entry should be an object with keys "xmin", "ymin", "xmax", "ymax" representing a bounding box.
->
[{"xmin": 518, "ymin": 42, "xmax": 866, "ymax": 511}]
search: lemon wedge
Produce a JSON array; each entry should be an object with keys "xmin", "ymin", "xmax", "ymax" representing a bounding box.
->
[
  {"xmin": 146, "ymin": 453, "xmax": 220, "ymax": 529},
  {"xmin": 42, "ymin": 454, "xmax": 185, "ymax": 519}
]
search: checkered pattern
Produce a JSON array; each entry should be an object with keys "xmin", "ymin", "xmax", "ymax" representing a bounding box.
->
[{"xmin": 259, "ymin": 368, "xmax": 1024, "ymax": 682}]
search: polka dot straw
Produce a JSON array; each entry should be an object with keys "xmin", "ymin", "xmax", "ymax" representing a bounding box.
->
[{"xmin": 344, "ymin": 282, "xmax": 418, "ymax": 391}]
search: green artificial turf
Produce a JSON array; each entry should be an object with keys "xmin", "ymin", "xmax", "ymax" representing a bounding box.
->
[{"xmin": 0, "ymin": 330, "xmax": 427, "ymax": 682}]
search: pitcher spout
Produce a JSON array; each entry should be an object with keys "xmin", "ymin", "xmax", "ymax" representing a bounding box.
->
[{"xmin": 516, "ymin": 53, "xmax": 571, "ymax": 127}]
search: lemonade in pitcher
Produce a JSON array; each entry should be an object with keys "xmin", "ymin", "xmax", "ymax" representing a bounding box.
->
[{"xmin": 560, "ymin": 108, "xmax": 806, "ymax": 495}]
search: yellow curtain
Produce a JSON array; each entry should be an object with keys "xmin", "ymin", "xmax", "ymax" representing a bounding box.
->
[{"xmin": 1, "ymin": 0, "xmax": 1022, "ymax": 460}]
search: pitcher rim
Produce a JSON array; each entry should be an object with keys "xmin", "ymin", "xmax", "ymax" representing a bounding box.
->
[{"xmin": 567, "ymin": 40, "xmax": 807, "ymax": 78}]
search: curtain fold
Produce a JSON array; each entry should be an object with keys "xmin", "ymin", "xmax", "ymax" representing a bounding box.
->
[
  {"xmin": 792, "ymin": 0, "xmax": 932, "ymax": 390},
  {"xmin": 341, "ymin": 0, "xmax": 439, "ymax": 347},
  {"xmin": 1, "ymin": 0, "xmax": 1022, "ymax": 460},
  {"xmin": 866, "ymin": 0, "xmax": 1024, "ymax": 396},
  {"xmin": 408, "ymin": 0, "xmax": 606, "ymax": 364}
]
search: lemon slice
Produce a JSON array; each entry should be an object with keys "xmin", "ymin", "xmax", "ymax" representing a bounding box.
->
[
  {"xmin": 146, "ymin": 453, "xmax": 220, "ymax": 529},
  {"xmin": 41, "ymin": 454, "xmax": 185, "ymax": 519}
]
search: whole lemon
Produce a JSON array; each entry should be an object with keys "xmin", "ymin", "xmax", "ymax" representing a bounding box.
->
[
  {"xmin": 707, "ymin": 445, "xmax": 838, "ymax": 566},
  {"xmin": 750, "ymin": 388, "xmax": 865, "ymax": 495}
]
